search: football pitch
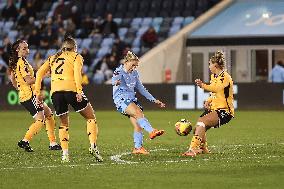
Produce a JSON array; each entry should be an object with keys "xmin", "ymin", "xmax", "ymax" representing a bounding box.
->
[{"xmin": 0, "ymin": 110, "xmax": 283, "ymax": 189}]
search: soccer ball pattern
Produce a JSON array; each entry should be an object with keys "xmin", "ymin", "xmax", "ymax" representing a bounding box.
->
[{"xmin": 175, "ymin": 119, "xmax": 192, "ymax": 136}]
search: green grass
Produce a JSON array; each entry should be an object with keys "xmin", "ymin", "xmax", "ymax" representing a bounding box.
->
[{"xmin": 0, "ymin": 110, "xmax": 283, "ymax": 189}]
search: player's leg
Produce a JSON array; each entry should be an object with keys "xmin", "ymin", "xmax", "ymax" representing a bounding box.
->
[
  {"xmin": 43, "ymin": 103, "xmax": 61, "ymax": 150},
  {"xmin": 183, "ymin": 111, "xmax": 219, "ymax": 157},
  {"xmin": 18, "ymin": 96, "xmax": 45, "ymax": 152},
  {"xmin": 70, "ymin": 91, "xmax": 103, "ymax": 162},
  {"xmin": 125, "ymin": 102, "xmax": 164, "ymax": 139},
  {"xmin": 51, "ymin": 92, "xmax": 70, "ymax": 162},
  {"xmin": 59, "ymin": 113, "xmax": 70, "ymax": 162},
  {"xmin": 130, "ymin": 117, "xmax": 149, "ymax": 154}
]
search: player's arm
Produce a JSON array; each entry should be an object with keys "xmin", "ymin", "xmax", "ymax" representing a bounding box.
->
[
  {"xmin": 135, "ymin": 73, "xmax": 165, "ymax": 107},
  {"xmin": 19, "ymin": 62, "xmax": 35, "ymax": 85},
  {"xmin": 35, "ymin": 61, "xmax": 50, "ymax": 96},
  {"xmin": 196, "ymin": 77, "xmax": 229, "ymax": 93},
  {"xmin": 111, "ymin": 69, "xmax": 122, "ymax": 86},
  {"xmin": 74, "ymin": 54, "xmax": 83, "ymax": 102}
]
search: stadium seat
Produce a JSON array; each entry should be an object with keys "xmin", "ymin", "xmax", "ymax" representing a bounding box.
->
[
  {"xmin": 153, "ymin": 17, "xmax": 163, "ymax": 26},
  {"xmin": 101, "ymin": 38, "xmax": 114, "ymax": 48},
  {"xmin": 132, "ymin": 47, "xmax": 140, "ymax": 55},
  {"xmin": 136, "ymin": 26, "xmax": 149, "ymax": 37},
  {"xmin": 114, "ymin": 18, "xmax": 122, "ymax": 26},
  {"xmin": 141, "ymin": 17, "xmax": 153, "ymax": 27},
  {"xmin": 131, "ymin": 18, "xmax": 142, "ymax": 29},
  {"xmin": 118, "ymin": 28, "xmax": 128, "ymax": 39},
  {"xmin": 183, "ymin": 16, "xmax": 194, "ymax": 26},
  {"xmin": 96, "ymin": 47, "xmax": 110, "ymax": 59},
  {"xmin": 173, "ymin": 17, "xmax": 184, "ymax": 25},
  {"xmin": 132, "ymin": 37, "xmax": 141, "ymax": 48},
  {"xmin": 81, "ymin": 38, "xmax": 92, "ymax": 48},
  {"xmin": 168, "ymin": 25, "xmax": 181, "ymax": 36},
  {"xmin": 46, "ymin": 49, "xmax": 57, "ymax": 58}
]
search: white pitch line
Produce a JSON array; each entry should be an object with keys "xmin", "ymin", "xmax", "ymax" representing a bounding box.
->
[
  {"xmin": 0, "ymin": 143, "xmax": 283, "ymax": 170},
  {"xmin": 110, "ymin": 143, "xmax": 284, "ymax": 164}
]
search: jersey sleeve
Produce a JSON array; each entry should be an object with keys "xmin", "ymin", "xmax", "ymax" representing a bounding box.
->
[
  {"xmin": 111, "ymin": 68, "xmax": 122, "ymax": 85},
  {"xmin": 135, "ymin": 72, "xmax": 156, "ymax": 102},
  {"xmin": 35, "ymin": 60, "xmax": 50, "ymax": 96},
  {"xmin": 73, "ymin": 54, "xmax": 83, "ymax": 94},
  {"xmin": 202, "ymin": 74, "xmax": 230, "ymax": 93}
]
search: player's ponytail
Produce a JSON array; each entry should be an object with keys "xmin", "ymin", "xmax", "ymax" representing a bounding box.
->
[
  {"xmin": 51, "ymin": 36, "xmax": 77, "ymax": 66},
  {"xmin": 8, "ymin": 39, "xmax": 24, "ymax": 72},
  {"xmin": 123, "ymin": 51, "xmax": 139, "ymax": 64}
]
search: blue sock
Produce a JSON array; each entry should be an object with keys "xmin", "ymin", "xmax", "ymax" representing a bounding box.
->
[
  {"xmin": 133, "ymin": 131, "xmax": 143, "ymax": 149},
  {"xmin": 137, "ymin": 118, "xmax": 154, "ymax": 133}
]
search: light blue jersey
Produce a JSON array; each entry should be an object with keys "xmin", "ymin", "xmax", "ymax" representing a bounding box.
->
[
  {"xmin": 112, "ymin": 65, "xmax": 156, "ymax": 113},
  {"xmin": 269, "ymin": 64, "xmax": 284, "ymax": 83}
]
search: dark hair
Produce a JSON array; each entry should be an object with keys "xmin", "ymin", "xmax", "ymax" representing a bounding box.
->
[
  {"xmin": 210, "ymin": 51, "xmax": 226, "ymax": 69},
  {"xmin": 8, "ymin": 39, "xmax": 25, "ymax": 71},
  {"xmin": 51, "ymin": 36, "xmax": 77, "ymax": 66}
]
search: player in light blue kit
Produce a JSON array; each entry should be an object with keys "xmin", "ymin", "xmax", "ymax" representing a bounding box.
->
[{"xmin": 112, "ymin": 51, "xmax": 165, "ymax": 154}]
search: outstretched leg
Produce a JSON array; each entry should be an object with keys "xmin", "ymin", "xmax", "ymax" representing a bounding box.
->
[{"xmin": 125, "ymin": 102, "xmax": 164, "ymax": 140}]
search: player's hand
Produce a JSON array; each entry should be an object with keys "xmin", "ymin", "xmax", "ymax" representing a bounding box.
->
[
  {"xmin": 204, "ymin": 101, "xmax": 211, "ymax": 110},
  {"xmin": 35, "ymin": 94, "xmax": 44, "ymax": 107},
  {"xmin": 154, "ymin": 100, "xmax": 166, "ymax": 108},
  {"xmin": 195, "ymin": 79, "xmax": 203, "ymax": 88},
  {"xmin": 76, "ymin": 93, "xmax": 82, "ymax": 102},
  {"xmin": 114, "ymin": 80, "xmax": 121, "ymax": 86}
]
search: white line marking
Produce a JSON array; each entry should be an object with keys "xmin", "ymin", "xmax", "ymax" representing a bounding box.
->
[{"xmin": 0, "ymin": 143, "xmax": 283, "ymax": 170}]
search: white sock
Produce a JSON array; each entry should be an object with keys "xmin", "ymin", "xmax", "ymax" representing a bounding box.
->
[
  {"xmin": 62, "ymin": 149, "xmax": 69, "ymax": 156},
  {"xmin": 50, "ymin": 142, "xmax": 57, "ymax": 146},
  {"xmin": 22, "ymin": 139, "xmax": 28, "ymax": 142}
]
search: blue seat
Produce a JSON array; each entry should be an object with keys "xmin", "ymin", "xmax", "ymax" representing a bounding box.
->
[
  {"xmin": 153, "ymin": 17, "xmax": 163, "ymax": 25},
  {"xmin": 101, "ymin": 38, "xmax": 114, "ymax": 48},
  {"xmin": 81, "ymin": 38, "xmax": 92, "ymax": 48},
  {"xmin": 131, "ymin": 47, "xmax": 140, "ymax": 55},
  {"xmin": 132, "ymin": 37, "xmax": 141, "ymax": 48},
  {"xmin": 183, "ymin": 16, "xmax": 194, "ymax": 26},
  {"xmin": 173, "ymin": 17, "xmax": 184, "ymax": 25},
  {"xmin": 136, "ymin": 26, "xmax": 149, "ymax": 37},
  {"xmin": 141, "ymin": 17, "xmax": 153, "ymax": 27},
  {"xmin": 47, "ymin": 49, "xmax": 57, "ymax": 57},
  {"xmin": 114, "ymin": 18, "xmax": 122, "ymax": 25},
  {"xmin": 96, "ymin": 47, "xmax": 110, "ymax": 59},
  {"xmin": 168, "ymin": 25, "xmax": 181, "ymax": 36},
  {"xmin": 118, "ymin": 27, "xmax": 128, "ymax": 39},
  {"xmin": 131, "ymin": 17, "xmax": 142, "ymax": 29}
]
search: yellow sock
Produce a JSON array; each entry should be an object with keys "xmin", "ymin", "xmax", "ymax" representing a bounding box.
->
[
  {"xmin": 87, "ymin": 119, "xmax": 98, "ymax": 145},
  {"xmin": 59, "ymin": 124, "xmax": 69, "ymax": 150},
  {"xmin": 189, "ymin": 135, "xmax": 202, "ymax": 149},
  {"xmin": 24, "ymin": 119, "xmax": 44, "ymax": 141},
  {"xmin": 45, "ymin": 114, "xmax": 56, "ymax": 143}
]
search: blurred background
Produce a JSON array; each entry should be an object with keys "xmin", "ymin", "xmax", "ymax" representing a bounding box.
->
[{"xmin": 0, "ymin": 0, "xmax": 284, "ymax": 111}]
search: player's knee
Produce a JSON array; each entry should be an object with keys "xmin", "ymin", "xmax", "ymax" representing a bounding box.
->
[{"xmin": 196, "ymin": 121, "xmax": 206, "ymax": 128}]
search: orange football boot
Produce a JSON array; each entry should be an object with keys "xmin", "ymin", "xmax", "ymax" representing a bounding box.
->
[
  {"xmin": 149, "ymin": 129, "xmax": 165, "ymax": 139},
  {"xmin": 132, "ymin": 147, "xmax": 149, "ymax": 155}
]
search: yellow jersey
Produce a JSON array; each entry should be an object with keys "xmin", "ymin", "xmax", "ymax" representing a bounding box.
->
[
  {"xmin": 35, "ymin": 51, "xmax": 83, "ymax": 96},
  {"xmin": 202, "ymin": 71, "xmax": 234, "ymax": 117},
  {"xmin": 14, "ymin": 58, "xmax": 35, "ymax": 102}
]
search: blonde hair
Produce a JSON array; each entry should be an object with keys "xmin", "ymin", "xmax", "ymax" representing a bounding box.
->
[
  {"xmin": 123, "ymin": 51, "xmax": 139, "ymax": 64},
  {"xmin": 210, "ymin": 50, "xmax": 226, "ymax": 69}
]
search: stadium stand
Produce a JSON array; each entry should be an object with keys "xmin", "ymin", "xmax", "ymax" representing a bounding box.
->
[{"xmin": 0, "ymin": 0, "xmax": 220, "ymax": 84}]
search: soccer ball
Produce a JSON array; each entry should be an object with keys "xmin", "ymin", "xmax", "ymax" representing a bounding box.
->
[{"xmin": 175, "ymin": 119, "xmax": 192, "ymax": 136}]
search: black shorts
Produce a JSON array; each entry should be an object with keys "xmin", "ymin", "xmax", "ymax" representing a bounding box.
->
[
  {"xmin": 200, "ymin": 109, "xmax": 232, "ymax": 128},
  {"xmin": 51, "ymin": 91, "xmax": 89, "ymax": 116},
  {"xmin": 21, "ymin": 95, "xmax": 44, "ymax": 118}
]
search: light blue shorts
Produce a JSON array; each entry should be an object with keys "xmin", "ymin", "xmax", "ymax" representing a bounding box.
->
[{"xmin": 115, "ymin": 98, "xmax": 143, "ymax": 117}]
